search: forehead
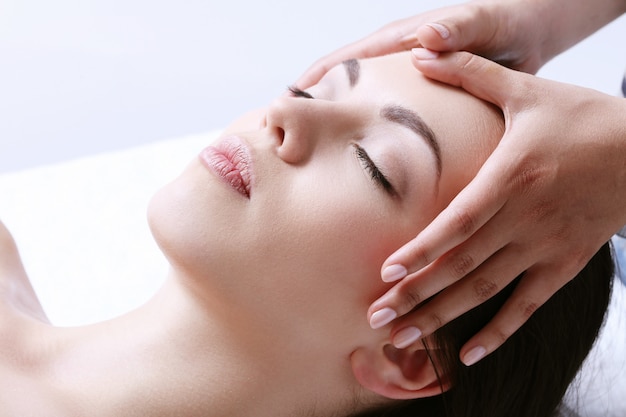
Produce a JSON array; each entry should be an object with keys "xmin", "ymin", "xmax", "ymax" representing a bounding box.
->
[
  {"xmin": 344, "ymin": 52, "xmax": 503, "ymax": 206},
  {"xmin": 356, "ymin": 53, "xmax": 481, "ymax": 118}
]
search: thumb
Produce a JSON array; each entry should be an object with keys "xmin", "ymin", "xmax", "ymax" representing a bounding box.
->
[
  {"xmin": 415, "ymin": 7, "xmax": 499, "ymax": 53},
  {"xmin": 411, "ymin": 49, "xmax": 520, "ymax": 108}
]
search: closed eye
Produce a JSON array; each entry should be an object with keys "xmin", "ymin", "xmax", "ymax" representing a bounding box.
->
[
  {"xmin": 353, "ymin": 144, "xmax": 396, "ymax": 196},
  {"xmin": 289, "ymin": 85, "xmax": 395, "ymax": 196},
  {"xmin": 287, "ymin": 85, "xmax": 315, "ymax": 99}
]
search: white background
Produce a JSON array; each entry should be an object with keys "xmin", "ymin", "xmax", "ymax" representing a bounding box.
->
[{"xmin": 1, "ymin": 0, "xmax": 626, "ymax": 173}]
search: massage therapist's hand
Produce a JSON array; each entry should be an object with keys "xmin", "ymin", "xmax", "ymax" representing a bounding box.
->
[
  {"xmin": 296, "ymin": 0, "xmax": 625, "ymax": 89},
  {"xmin": 296, "ymin": 0, "xmax": 547, "ymax": 89},
  {"xmin": 369, "ymin": 50, "xmax": 626, "ymax": 366}
]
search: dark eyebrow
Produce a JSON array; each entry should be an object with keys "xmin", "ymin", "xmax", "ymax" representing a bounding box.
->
[
  {"xmin": 380, "ymin": 105, "xmax": 442, "ymax": 176},
  {"xmin": 343, "ymin": 58, "xmax": 442, "ymax": 175},
  {"xmin": 342, "ymin": 59, "xmax": 360, "ymax": 87}
]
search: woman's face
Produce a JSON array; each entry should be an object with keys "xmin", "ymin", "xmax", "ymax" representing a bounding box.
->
[{"xmin": 148, "ymin": 52, "xmax": 503, "ymax": 350}]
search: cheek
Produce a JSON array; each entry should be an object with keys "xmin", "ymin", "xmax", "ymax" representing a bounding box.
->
[
  {"xmin": 243, "ymin": 171, "xmax": 421, "ymax": 344},
  {"xmin": 260, "ymin": 169, "xmax": 411, "ymax": 297}
]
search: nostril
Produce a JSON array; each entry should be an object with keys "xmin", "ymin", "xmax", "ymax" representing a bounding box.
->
[{"xmin": 275, "ymin": 126, "xmax": 285, "ymax": 145}]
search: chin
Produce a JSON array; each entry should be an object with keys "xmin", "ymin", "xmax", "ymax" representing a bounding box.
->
[
  {"xmin": 147, "ymin": 179, "xmax": 193, "ymax": 265},
  {"xmin": 146, "ymin": 170, "xmax": 247, "ymax": 287}
]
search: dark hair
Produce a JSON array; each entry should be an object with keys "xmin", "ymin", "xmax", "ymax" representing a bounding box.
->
[{"xmin": 352, "ymin": 242, "xmax": 614, "ymax": 417}]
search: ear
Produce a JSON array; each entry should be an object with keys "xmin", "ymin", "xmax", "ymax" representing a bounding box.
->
[{"xmin": 350, "ymin": 343, "xmax": 451, "ymax": 400}]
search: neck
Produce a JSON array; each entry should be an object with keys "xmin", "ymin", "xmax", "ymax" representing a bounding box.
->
[{"xmin": 3, "ymin": 272, "xmax": 358, "ymax": 417}]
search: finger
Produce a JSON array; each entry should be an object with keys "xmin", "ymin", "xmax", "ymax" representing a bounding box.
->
[
  {"xmin": 415, "ymin": 6, "xmax": 499, "ymax": 52},
  {"xmin": 411, "ymin": 49, "xmax": 528, "ymax": 108},
  {"xmin": 458, "ymin": 265, "xmax": 573, "ymax": 366},
  {"xmin": 382, "ymin": 150, "xmax": 509, "ymax": 278},
  {"xmin": 387, "ymin": 244, "xmax": 533, "ymax": 349},
  {"xmin": 296, "ymin": 51, "xmax": 356, "ymax": 90},
  {"xmin": 296, "ymin": 29, "xmax": 417, "ymax": 89},
  {"xmin": 372, "ymin": 212, "xmax": 514, "ymax": 317}
]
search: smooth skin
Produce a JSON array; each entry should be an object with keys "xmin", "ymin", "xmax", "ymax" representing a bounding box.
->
[
  {"xmin": 0, "ymin": 53, "xmax": 505, "ymax": 416},
  {"xmin": 298, "ymin": 0, "xmax": 626, "ymax": 365}
]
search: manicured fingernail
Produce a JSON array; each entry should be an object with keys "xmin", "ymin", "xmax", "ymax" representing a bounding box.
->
[
  {"xmin": 369, "ymin": 307, "xmax": 397, "ymax": 329},
  {"xmin": 412, "ymin": 48, "xmax": 439, "ymax": 60},
  {"xmin": 463, "ymin": 346, "xmax": 487, "ymax": 366},
  {"xmin": 393, "ymin": 326, "xmax": 422, "ymax": 349},
  {"xmin": 382, "ymin": 264, "xmax": 407, "ymax": 282},
  {"xmin": 426, "ymin": 23, "xmax": 450, "ymax": 40}
]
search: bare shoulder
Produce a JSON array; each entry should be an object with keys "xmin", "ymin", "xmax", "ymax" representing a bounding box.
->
[
  {"xmin": 0, "ymin": 219, "xmax": 49, "ymax": 323},
  {"xmin": 0, "ymin": 219, "xmax": 15, "ymax": 245},
  {"xmin": 0, "ymin": 219, "xmax": 24, "ymax": 275}
]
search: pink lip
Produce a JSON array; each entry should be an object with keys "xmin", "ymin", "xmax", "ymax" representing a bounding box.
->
[{"xmin": 199, "ymin": 136, "xmax": 253, "ymax": 198}]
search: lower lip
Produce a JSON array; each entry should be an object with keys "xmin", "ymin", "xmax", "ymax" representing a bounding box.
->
[{"xmin": 199, "ymin": 136, "xmax": 252, "ymax": 198}]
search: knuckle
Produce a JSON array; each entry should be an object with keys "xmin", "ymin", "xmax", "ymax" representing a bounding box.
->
[
  {"xmin": 450, "ymin": 207, "xmax": 476, "ymax": 237},
  {"xmin": 448, "ymin": 252, "xmax": 476, "ymax": 278},
  {"xmin": 492, "ymin": 327, "xmax": 510, "ymax": 347},
  {"xmin": 457, "ymin": 49, "xmax": 481, "ymax": 70},
  {"xmin": 407, "ymin": 242, "xmax": 433, "ymax": 268},
  {"xmin": 517, "ymin": 299, "xmax": 539, "ymax": 321},
  {"xmin": 521, "ymin": 199, "xmax": 557, "ymax": 222},
  {"xmin": 417, "ymin": 249, "xmax": 432, "ymax": 269},
  {"xmin": 427, "ymin": 311, "xmax": 445, "ymax": 331},
  {"xmin": 460, "ymin": 50, "xmax": 502, "ymax": 83},
  {"xmin": 390, "ymin": 27, "xmax": 408, "ymax": 45},
  {"xmin": 568, "ymin": 245, "xmax": 595, "ymax": 272},
  {"xmin": 544, "ymin": 224, "xmax": 571, "ymax": 244},
  {"xmin": 504, "ymin": 153, "xmax": 554, "ymax": 195},
  {"xmin": 399, "ymin": 288, "xmax": 424, "ymax": 313},
  {"xmin": 472, "ymin": 278, "xmax": 499, "ymax": 303},
  {"xmin": 512, "ymin": 163, "xmax": 545, "ymax": 193}
]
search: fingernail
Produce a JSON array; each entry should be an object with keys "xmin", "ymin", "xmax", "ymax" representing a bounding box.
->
[
  {"xmin": 426, "ymin": 23, "xmax": 450, "ymax": 40},
  {"xmin": 412, "ymin": 48, "xmax": 439, "ymax": 60},
  {"xmin": 382, "ymin": 264, "xmax": 407, "ymax": 282},
  {"xmin": 369, "ymin": 307, "xmax": 397, "ymax": 329},
  {"xmin": 463, "ymin": 346, "xmax": 487, "ymax": 366},
  {"xmin": 393, "ymin": 326, "xmax": 422, "ymax": 349}
]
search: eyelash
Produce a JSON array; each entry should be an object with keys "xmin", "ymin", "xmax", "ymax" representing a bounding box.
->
[
  {"xmin": 353, "ymin": 144, "xmax": 395, "ymax": 195},
  {"xmin": 287, "ymin": 85, "xmax": 314, "ymax": 99},
  {"xmin": 287, "ymin": 86, "xmax": 395, "ymax": 196}
]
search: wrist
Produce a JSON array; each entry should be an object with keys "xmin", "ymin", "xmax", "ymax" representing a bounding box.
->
[
  {"xmin": 470, "ymin": 0, "xmax": 626, "ymax": 72},
  {"xmin": 533, "ymin": 0, "xmax": 626, "ymax": 64}
]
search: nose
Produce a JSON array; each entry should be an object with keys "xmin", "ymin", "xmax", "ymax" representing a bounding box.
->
[{"xmin": 263, "ymin": 96, "xmax": 362, "ymax": 164}]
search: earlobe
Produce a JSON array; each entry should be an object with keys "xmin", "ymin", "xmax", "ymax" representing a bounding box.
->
[{"xmin": 350, "ymin": 343, "xmax": 450, "ymax": 400}]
